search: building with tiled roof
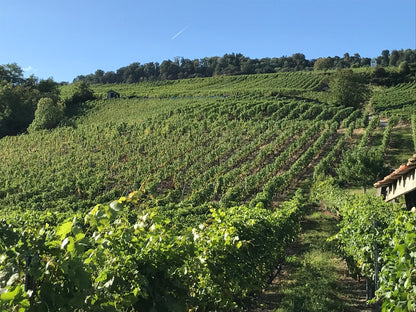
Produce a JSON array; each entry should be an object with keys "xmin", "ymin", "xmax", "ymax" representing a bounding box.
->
[{"xmin": 374, "ymin": 154, "xmax": 416, "ymax": 209}]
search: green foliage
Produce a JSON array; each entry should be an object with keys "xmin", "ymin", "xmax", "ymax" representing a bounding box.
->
[
  {"xmin": 398, "ymin": 61, "xmax": 410, "ymax": 75},
  {"xmin": 336, "ymin": 146, "xmax": 384, "ymax": 192},
  {"xmin": 313, "ymin": 57, "xmax": 333, "ymax": 71},
  {"xmin": 0, "ymin": 65, "xmax": 61, "ymax": 137},
  {"xmin": 380, "ymin": 116, "xmax": 399, "ymax": 151},
  {"xmin": 312, "ymin": 178, "xmax": 416, "ymax": 311},
  {"xmin": 411, "ymin": 114, "xmax": 416, "ymax": 152},
  {"xmin": 378, "ymin": 211, "xmax": 416, "ymax": 311},
  {"xmin": 64, "ymin": 81, "xmax": 95, "ymax": 117},
  {"xmin": 0, "ymin": 191, "xmax": 303, "ymax": 311},
  {"xmin": 28, "ymin": 98, "xmax": 64, "ymax": 132},
  {"xmin": 334, "ymin": 114, "xmax": 397, "ymax": 192},
  {"xmin": 0, "ymin": 63, "xmax": 24, "ymax": 84},
  {"xmin": 329, "ymin": 69, "xmax": 370, "ymax": 108},
  {"xmin": 334, "ymin": 195, "xmax": 395, "ymax": 279},
  {"xmin": 314, "ymin": 123, "xmax": 356, "ymax": 180},
  {"xmin": 0, "ymin": 69, "xmax": 413, "ymax": 310},
  {"xmin": 36, "ymin": 78, "xmax": 61, "ymax": 103},
  {"xmin": 371, "ymin": 82, "xmax": 416, "ymax": 117},
  {"xmin": 73, "ymin": 50, "xmax": 416, "ymax": 84},
  {"xmin": 371, "ymin": 66, "xmax": 387, "ymax": 80},
  {"xmin": 0, "ymin": 82, "xmax": 37, "ymax": 136},
  {"xmin": 358, "ymin": 115, "xmax": 379, "ymax": 148},
  {"xmin": 69, "ymin": 71, "xmax": 327, "ymax": 99},
  {"xmin": 0, "ymin": 74, "xmax": 358, "ymax": 217}
]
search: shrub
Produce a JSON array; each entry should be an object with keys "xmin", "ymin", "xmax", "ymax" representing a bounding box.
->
[{"xmin": 28, "ymin": 97, "xmax": 64, "ymax": 132}]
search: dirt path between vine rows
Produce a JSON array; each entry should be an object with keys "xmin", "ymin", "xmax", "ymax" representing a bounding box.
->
[{"xmin": 245, "ymin": 206, "xmax": 374, "ymax": 312}]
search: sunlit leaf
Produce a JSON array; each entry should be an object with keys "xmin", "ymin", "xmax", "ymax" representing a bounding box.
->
[
  {"xmin": 0, "ymin": 285, "xmax": 21, "ymax": 301},
  {"xmin": 56, "ymin": 221, "xmax": 73, "ymax": 239}
]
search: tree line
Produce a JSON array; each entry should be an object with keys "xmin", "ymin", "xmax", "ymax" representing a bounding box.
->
[
  {"xmin": 0, "ymin": 64, "xmax": 94, "ymax": 137},
  {"xmin": 74, "ymin": 49, "xmax": 416, "ymax": 84}
]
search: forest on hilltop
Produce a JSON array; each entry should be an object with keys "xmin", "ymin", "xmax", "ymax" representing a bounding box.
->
[{"xmin": 73, "ymin": 49, "xmax": 416, "ymax": 84}]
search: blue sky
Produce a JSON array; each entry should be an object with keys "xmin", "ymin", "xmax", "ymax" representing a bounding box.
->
[{"xmin": 1, "ymin": 0, "xmax": 415, "ymax": 82}]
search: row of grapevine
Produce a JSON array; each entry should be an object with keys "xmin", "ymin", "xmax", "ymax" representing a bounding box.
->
[
  {"xmin": 313, "ymin": 123, "xmax": 355, "ymax": 179},
  {"xmin": 379, "ymin": 117, "xmax": 399, "ymax": 152},
  {"xmin": 314, "ymin": 112, "xmax": 397, "ymax": 182},
  {"xmin": 0, "ymin": 92, "xmax": 350, "ymax": 219},
  {"xmin": 0, "ymin": 189, "xmax": 306, "ymax": 311},
  {"xmin": 371, "ymin": 81, "xmax": 416, "ymax": 117},
  {"xmin": 73, "ymin": 71, "xmax": 327, "ymax": 100},
  {"xmin": 412, "ymin": 114, "xmax": 416, "ymax": 152},
  {"xmin": 218, "ymin": 121, "xmax": 325, "ymax": 208},
  {"xmin": 358, "ymin": 115, "xmax": 380, "ymax": 147},
  {"xmin": 311, "ymin": 179, "xmax": 416, "ymax": 311},
  {"xmin": 1, "ymin": 64, "xmax": 414, "ymax": 311},
  {"xmin": 250, "ymin": 121, "xmax": 339, "ymax": 209}
]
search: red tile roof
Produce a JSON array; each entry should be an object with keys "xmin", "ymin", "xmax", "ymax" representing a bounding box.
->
[{"xmin": 374, "ymin": 154, "xmax": 416, "ymax": 188}]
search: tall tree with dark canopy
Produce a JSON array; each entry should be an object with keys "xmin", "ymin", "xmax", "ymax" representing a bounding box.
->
[
  {"xmin": 0, "ymin": 64, "xmax": 61, "ymax": 137},
  {"xmin": 0, "ymin": 63, "xmax": 24, "ymax": 84}
]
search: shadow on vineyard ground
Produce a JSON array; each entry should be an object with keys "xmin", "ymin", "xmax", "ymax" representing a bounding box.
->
[{"xmin": 246, "ymin": 206, "xmax": 374, "ymax": 312}]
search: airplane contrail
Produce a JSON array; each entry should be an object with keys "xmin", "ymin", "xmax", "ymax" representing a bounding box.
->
[{"xmin": 171, "ymin": 25, "xmax": 190, "ymax": 40}]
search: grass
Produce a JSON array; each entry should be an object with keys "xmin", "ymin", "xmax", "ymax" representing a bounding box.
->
[
  {"xmin": 346, "ymin": 186, "xmax": 377, "ymax": 196},
  {"xmin": 246, "ymin": 206, "xmax": 372, "ymax": 312},
  {"xmin": 275, "ymin": 250, "xmax": 343, "ymax": 312},
  {"xmin": 275, "ymin": 209, "xmax": 349, "ymax": 312}
]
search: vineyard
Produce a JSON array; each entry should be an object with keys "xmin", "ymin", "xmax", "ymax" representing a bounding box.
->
[
  {"xmin": 1, "ymin": 69, "xmax": 415, "ymax": 311},
  {"xmin": 371, "ymin": 81, "xmax": 416, "ymax": 117}
]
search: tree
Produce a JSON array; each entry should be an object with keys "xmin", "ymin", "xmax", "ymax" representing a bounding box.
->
[
  {"xmin": 398, "ymin": 61, "xmax": 410, "ymax": 74},
  {"xmin": 336, "ymin": 147, "xmax": 384, "ymax": 193},
  {"xmin": 389, "ymin": 50, "xmax": 400, "ymax": 66},
  {"xmin": 313, "ymin": 57, "xmax": 333, "ymax": 71},
  {"xmin": 0, "ymin": 63, "xmax": 24, "ymax": 84},
  {"xmin": 372, "ymin": 65, "xmax": 387, "ymax": 78},
  {"xmin": 179, "ymin": 58, "xmax": 196, "ymax": 78},
  {"xmin": 292, "ymin": 53, "xmax": 306, "ymax": 71},
  {"xmin": 159, "ymin": 60, "xmax": 179, "ymax": 80},
  {"xmin": 70, "ymin": 81, "xmax": 95, "ymax": 103},
  {"xmin": 94, "ymin": 69, "xmax": 105, "ymax": 83},
  {"xmin": 28, "ymin": 97, "xmax": 64, "ymax": 132},
  {"xmin": 0, "ymin": 82, "xmax": 38, "ymax": 136},
  {"xmin": 0, "ymin": 64, "xmax": 63, "ymax": 137},
  {"xmin": 103, "ymin": 71, "xmax": 117, "ymax": 84},
  {"xmin": 64, "ymin": 81, "xmax": 95, "ymax": 117},
  {"xmin": 380, "ymin": 49, "xmax": 390, "ymax": 67},
  {"xmin": 37, "ymin": 78, "xmax": 60, "ymax": 102},
  {"xmin": 329, "ymin": 69, "xmax": 370, "ymax": 108}
]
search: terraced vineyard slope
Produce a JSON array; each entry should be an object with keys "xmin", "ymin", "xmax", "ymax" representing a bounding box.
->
[{"xmin": 0, "ymin": 70, "xmax": 414, "ymax": 311}]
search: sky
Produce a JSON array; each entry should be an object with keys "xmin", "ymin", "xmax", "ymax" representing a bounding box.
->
[{"xmin": 1, "ymin": 0, "xmax": 415, "ymax": 82}]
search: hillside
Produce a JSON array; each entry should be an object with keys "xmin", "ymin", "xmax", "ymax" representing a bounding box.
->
[
  {"xmin": 2, "ymin": 70, "xmax": 415, "ymax": 219},
  {"xmin": 1, "ymin": 72, "xmax": 333, "ymax": 217},
  {"xmin": 0, "ymin": 69, "xmax": 415, "ymax": 311}
]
